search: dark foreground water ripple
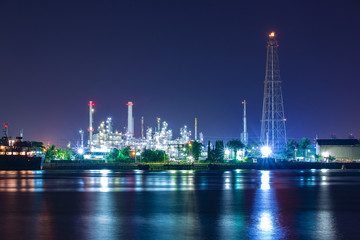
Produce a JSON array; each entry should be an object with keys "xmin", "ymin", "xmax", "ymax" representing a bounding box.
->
[{"xmin": 0, "ymin": 169, "xmax": 360, "ymax": 240}]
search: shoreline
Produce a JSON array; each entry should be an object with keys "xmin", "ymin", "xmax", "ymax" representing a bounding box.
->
[{"xmin": 43, "ymin": 161, "xmax": 360, "ymax": 170}]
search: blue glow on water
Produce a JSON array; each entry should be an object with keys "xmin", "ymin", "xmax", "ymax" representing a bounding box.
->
[{"xmin": 0, "ymin": 169, "xmax": 358, "ymax": 239}]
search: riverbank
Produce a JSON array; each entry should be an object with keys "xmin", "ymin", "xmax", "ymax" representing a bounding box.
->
[{"xmin": 43, "ymin": 161, "xmax": 360, "ymax": 170}]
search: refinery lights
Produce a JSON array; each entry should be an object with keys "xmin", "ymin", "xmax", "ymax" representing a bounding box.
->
[{"xmin": 84, "ymin": 101, "xmax": 203, "ymax": 159}]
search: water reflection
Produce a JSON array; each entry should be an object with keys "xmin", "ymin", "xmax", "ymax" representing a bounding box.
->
[
  {"xmin": 260, "ymin": 170, "xmax": 270, "ymax": 190},
  {"xmin": 315, "ymin": 171, "xmax": 337, "ymax": 240},
  {"xmin": 0, "ymin": 169, "xmax": 356, "ymax": 239},
  {"xmin": 250, "ymin": 171, "xmax": 284, "ymax": 239},
  {"xmin": 259, "ymin": 212, "xmax": 273, "ymax": 231}
]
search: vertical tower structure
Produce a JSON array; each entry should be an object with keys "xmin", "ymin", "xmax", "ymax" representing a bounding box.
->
[
  {"xmin": 141, "ymin": 116, "xmax": 144, "ymax": 139},
  {"xmin": 157, "ymin": 117, "xmax": 161, "ymax": 133},
  {"xmin": 89, "ymin": 101, "xmax": 95, "ymax": 150},
  {"xmin": 195, "ymin": 117, "xmax": 198, "ymax": 140},
  {"xmin": 260, "ymin": 32, "xmax": 287, "ymax": 154},
  {"xmin": 79, "ymin": 129, "xmax": 84, "ymax": 148},
  {"xmin": 127, "ymin": 102, "xmax": 134, "ymax": 137},
  {"xmin": 241, "ymin": 100, "xmax": 248, "ymax": 145}
]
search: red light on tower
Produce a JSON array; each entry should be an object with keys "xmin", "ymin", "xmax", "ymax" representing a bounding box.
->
[
  {"xmin": 4, "ymin": 124, "xmax": 8, "ymax": 128},
  {"xmin": 126, "ymin": 102, "xmax": 134, "ymax": 106}
]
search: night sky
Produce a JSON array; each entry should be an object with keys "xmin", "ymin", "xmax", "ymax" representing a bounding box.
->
[{"xmin": 1, "ymin": 0, "xmax": 359, "ymax": 146}]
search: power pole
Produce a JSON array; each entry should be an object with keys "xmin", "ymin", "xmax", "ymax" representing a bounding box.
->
[
  {"xmin": 141, "ymin": 116, "xmax": 144, "ymax": 139},
  {"xmin": 88, "ymin": 101, "xmax": 95, "ymax": 151},
  {"xmin": 241, "ymin": 100, "xmax": 248, "ymax": 145},
  {"xmin": 79, "ymin": 129, "xmax": 84, "ymax": 148}
]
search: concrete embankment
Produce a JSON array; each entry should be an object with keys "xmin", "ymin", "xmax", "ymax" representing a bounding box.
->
[
  {"xmin": 44, "ymin": 161, "xmax": 138, "ymax": 170},
  {"xmin": 43, "ymin": 161, "xmax": 360, "ymax": 170}
]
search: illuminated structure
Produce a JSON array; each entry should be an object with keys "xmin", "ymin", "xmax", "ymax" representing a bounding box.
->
[
  {"xmin": 79, "ymin": 129, "xmax": 84, "ymax": 148},
  {"xmin": 141, "ymin": 116, "xmax": 144, "ymax": 139},
  {"xmin": 85, "ymin": 101, "xmax": 203, "ymax": 159},
  {"xmin": 260, "ymin": 32, "xmax": 287, "ymax": 154},
  {"xmin": 195, "ymin": 118, "xmax": 198, "ymax": 140},
  {"xmin": 127, "ymin": 102, "xmax": 134, "ymax": 137},
  {"xmin": 88, "ymin": 101, "xmax": 95, "ymax": 151},
  {"xmin": 316, "ymin": 139, "xmax": 360, "ymax": 161},
  {"xmin": 241, "ymin": 100, "xmax": 248, "ymax": 145}
]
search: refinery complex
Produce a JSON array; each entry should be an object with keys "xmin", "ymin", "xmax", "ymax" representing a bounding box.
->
[
  {"xmin": 80, "ymin": 32, "xmax": 285, "ymax": 159},
  {"xmin": 81, "ymin": 100, "xmax": 204, "ymax": 160}
]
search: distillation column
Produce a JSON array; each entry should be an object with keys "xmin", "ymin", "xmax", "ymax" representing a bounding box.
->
[{"xmin": 127, "ymin": 102, "xmax": 134, "ymax": 137}]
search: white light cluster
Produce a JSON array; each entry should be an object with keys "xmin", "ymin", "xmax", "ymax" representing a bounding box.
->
[{"xmin": 86, "ymin": 117, "xmax": 201, "ymax": 160}]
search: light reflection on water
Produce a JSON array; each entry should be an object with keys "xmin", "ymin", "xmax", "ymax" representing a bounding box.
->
[{"xmin": 0, "ymin": 169, "xmax": 359, "ymax": 239}]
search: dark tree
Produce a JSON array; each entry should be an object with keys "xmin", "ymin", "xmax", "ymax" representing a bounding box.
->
[
  {"xmin": 284, "ymin": 139, "xmax": 299, "ymax": 160},
  {"xmin": 184, "ymin": 140, "xmax": 202, "ymax": 161},
  {"xmin": 207, "ymin": 141, "xmax": 211, "ymax": 159},
  {"xmin": 44, "ymin": 145, "xmax": 56, "ymax": 162},
  {"xmin": 226, "ymin": 139, "xmax": 245, "ymax": 160},
  {"xmin": 215, "ymin": 140, "xmax": 224, "ymax": 161},
  {"xmin": 141, "ymin": 149, "xmax": 168, "ymax": 162},
  {"xmin": 107, "ymin": 147, "xmax": 132, "ymax": 162},
  {"xmin": 299, "ymin": 138, "xmax": 311, "ymax": 160}
]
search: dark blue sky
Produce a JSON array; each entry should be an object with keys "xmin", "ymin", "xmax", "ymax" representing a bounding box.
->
[{"xmin": 1, "ymin": 0, "xmax": 359, "ymax": 146}]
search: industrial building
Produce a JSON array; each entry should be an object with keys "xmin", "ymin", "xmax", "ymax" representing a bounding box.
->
[
  {"xmin": 316, "ymin": 139, "xmax": 360, "ymax": 161},
  {"xmin": 83, "ymin": 101, "xmax": 203, "ymax": 160}
]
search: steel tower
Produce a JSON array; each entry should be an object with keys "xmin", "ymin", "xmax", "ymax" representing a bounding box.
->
[{"xmin": 260, "ymin": 32, "xmax": 287, "ymax": 154}]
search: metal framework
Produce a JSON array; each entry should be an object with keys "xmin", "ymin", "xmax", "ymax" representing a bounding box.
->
[{"xmin": 260, "ymin": 32, "xmax": 287, "ymax": 154}]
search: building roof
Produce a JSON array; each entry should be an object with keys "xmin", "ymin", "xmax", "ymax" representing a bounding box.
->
[{"xmin": 316, "ymin": 139, "xmax": 360, "ymax": 146}]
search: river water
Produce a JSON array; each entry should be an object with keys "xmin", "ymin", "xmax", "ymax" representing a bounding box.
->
[{"xmin": 0, "ymin": 169, "xmax": 359, "ymax": 240}]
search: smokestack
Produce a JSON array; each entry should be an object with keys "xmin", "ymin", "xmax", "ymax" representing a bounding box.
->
[
  {"xmin": 4, "ymin": 123, "xmax": 8, "ymax": 138},
  {"xmin": 127, "ymin": 102, "xmax": 134, "ymax": 137},
  {"xmin": 195, "ymin": 118, "xmax": 197, "ymax": 140},
  {"xmin": 157, "ymin": 117, "xmax": 161, "ymax": 132}
]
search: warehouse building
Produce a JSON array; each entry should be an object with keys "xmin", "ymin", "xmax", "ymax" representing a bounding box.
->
[{"xmin": 316, "ymin": 139, "xmax": 360, "ymax": 161}]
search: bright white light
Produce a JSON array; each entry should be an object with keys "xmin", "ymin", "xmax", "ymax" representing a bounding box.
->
[
  {"xmin": 77, "ymin": 148, "xmax": 84, "ymax": 155},
  {"xmin": 259, "ymin": 212, "xmax": 273, "ymax": 231},
  {"xmin": 321, "ymin": 152, "xmax": 329, "ymax": 158},
  {"xmin": 260, "ymin": 171, "xmax": 270, "ymax": 190},
  {"xmin": 261, "ymin": 146, "xmax": 272, "ymax": 157},
  {"xmin": 225, "ymin": 149, "xmax": 230, "ymax": 155}
]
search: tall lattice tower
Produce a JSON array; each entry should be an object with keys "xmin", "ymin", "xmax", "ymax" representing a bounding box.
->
[{"xmin": 260, "ymin": 32, "xmax": 287, "ymax": 154}]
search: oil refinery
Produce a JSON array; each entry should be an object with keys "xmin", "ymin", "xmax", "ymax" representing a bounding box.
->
[{"xmin": 82, "ymin": 101, "xmax": 203, "ymax": 160}]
